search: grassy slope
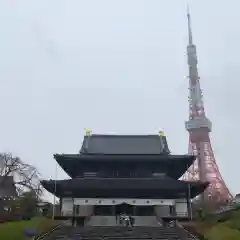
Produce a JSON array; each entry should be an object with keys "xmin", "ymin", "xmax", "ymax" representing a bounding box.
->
[
  {"xmin": 0, "ymin": 217, "xmax": 58, "ymax": 240},
  {"xmin": 196, "ymin": 209, "xmax": 240, "ymax": 240}
]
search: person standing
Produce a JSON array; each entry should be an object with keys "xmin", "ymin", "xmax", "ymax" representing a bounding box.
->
[{"xmin": 129, "ymin": 216, "xmax": 134, "ymax": 227}]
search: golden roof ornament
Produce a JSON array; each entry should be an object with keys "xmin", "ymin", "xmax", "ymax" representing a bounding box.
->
[
  {"xmin": 85, "ymin": 128, "xmax": 92, "ymax": 136},
  {"xmin": 159, "ymin": 130, "xmax": 165, "ymax": 136}
]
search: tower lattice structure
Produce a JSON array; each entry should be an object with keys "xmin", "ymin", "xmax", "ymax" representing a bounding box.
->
[{"xmin": 182, "ymin": 9, "xmax": 232, "ymax": 202}]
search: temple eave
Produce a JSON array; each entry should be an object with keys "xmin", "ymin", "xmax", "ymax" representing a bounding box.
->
[
  {"xmin": 54, "ymin": 153, "xmax": 195, "ymax": 162},
  {"xmin": 54, "ymin": 154, "xmax": 195, "ymax": 179},
  {"xmin": 41, "ymin": 178, "xmax": 208, "ymax": 199}
]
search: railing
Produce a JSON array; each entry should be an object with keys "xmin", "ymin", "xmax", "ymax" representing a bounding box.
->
[
  {"xmin": 158, "ymin": 212, "xmax": 189, "ymax": 218},
  {"xmin": 176, "ymin": 221, "xmax": 199, "ymax": 240},
  {"xmin": 175, "ymin": 212, "xmax": 189, "ymax": 217}
]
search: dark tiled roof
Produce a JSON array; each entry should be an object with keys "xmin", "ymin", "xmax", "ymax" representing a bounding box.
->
[
  {"xmin": 80, "ymin": 134, "xmax": 170, "ymax": 155},
  {"xmin": 42, "ymin": 177, "xmax": 207, "ymax": 190},
  {"xmin": 55, "ymin": 153, "xmax": 194, "ymax": 161},
  {"xmin": 54, "ymin": 154, "xmax": 195, "ymax": 179},
  {"xmin": 41, "ymin": 178, "xmax": 208, "ymax": 198},
  {"xmin": 0, "ymin": 176, "xmax": 17, "ymax": 197}
]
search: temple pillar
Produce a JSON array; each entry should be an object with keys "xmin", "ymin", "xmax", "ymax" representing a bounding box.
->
[
  {"xmin": 186, "ymin": 195, "xmax": 190, "ymax": 218},
  {"xmin": 59, "ymin": 197, "xmax": 62, "ymax": 215},
  {"xmin": 112, "ymin": 205, "xmax": 115, "ymax": 215},
  {"xmin": 133, "ymin": 205, "xmax": 137, "ymax": 215},
  {"xmin": 186, "ymin": 186, "xmax": 193, "ymax": 220}
]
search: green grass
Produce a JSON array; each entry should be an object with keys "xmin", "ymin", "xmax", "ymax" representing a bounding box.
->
[
  {"xmin": 0, "ymin": 217, "xmax": 59, "ymax": 240},
  {"xmin": 205, "ymin": 224, "xmax": 240, "ymax": 240},
  {"xmin": 194, "ymin": 209, "xmax": 240, "ymax": 240}
]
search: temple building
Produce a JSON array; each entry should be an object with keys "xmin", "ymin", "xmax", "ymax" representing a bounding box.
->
[
  {"xmin": 41, "ymin": 130, "xmax": 208, "ymax": 226},
  {"xmin": 0, "ymin": 176, "xmax": 17, "ymax": 218}
]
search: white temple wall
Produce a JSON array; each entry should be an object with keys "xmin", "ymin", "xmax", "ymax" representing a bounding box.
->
[
  {"xmin": 175, "ymin": 199, "xmax": 188, "ymax": 216},
  {"xmin": 62, "ymin": 198, "xmax": 74, "ymax": 216},
  {"xmin": 61, "ymin": 198, "xmax": 94, "ymax": 216},
  {"xmin": 78, "ymin": 205, "xmax": 94, "ymax": 216},
  {"xmin": 155, "ymin": 205, "xmax": 170, "ymax": 217},
  {"xmin": 61, "ymin": 197, "xmax": 188, "ymax": 217},
  {"xmin": 73, "ymin": 198, "xmax": 175, "ymax": 206}
]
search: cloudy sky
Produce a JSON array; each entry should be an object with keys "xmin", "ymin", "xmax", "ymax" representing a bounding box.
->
[{"xmin": 0, "ymin": 0, "xmax": 239, "ymax": 199}]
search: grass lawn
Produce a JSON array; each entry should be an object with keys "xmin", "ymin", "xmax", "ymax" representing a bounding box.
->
[
  {"xmin": 194, "ymin": 209, "xmax": 240, "ymax": 240},
  {"xmin": 0, "ymin": 217, "xmax": 59, "ymax": 240},
  {"xmin": 205, "ymin": 224, "xmax": 240, "ymax": 240}
]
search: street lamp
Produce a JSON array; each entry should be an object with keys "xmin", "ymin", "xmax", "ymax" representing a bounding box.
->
[{"xmin": 52, "ymin": 163, "xmax": 58, "ymax": 220}]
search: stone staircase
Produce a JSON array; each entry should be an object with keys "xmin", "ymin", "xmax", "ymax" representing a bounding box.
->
[
  {"xmin": 86, "ymin": 216, "xmax": 159, "ymax": 227},
  {"xmin": 45, "ymin": 226, "xmax": 198, "ymax": 240},
  {"xmin": 134, "ymin": 216, "xmax": 159, "ymax": 226},
  {"xmin": 86, "ymin": 216, "xmax": 116, "ymax": 226}
]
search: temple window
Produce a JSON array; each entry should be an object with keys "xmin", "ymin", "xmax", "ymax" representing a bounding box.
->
[
  {"xmin": 83, "ymin": 172, "xmax": 97, "ymax": 178},
  {"xmin": 152, "ymin": 172, "xmax": 166, "ymax": 178}
]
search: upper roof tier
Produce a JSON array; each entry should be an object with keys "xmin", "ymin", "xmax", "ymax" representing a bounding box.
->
[
  {"xmin": 80, "ymin": 134, "xmax": 170, "ymax": 155},
  {"xmin": 54, "ymin": 154, "xmax": 195, "ymax": 179},
  {"xmin": 54, "ymin": 133, "xmax": 195, "ymax": 179}
]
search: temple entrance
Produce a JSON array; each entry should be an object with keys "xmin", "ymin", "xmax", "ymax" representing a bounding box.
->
[
  {"xmin": 93, "ymin": 203, "xmax": 154, "ymax": 216},
  {"xmin": 94, "ymin": 203, "xmax": 134, "ymax": 216},
  {"xmin": 116, "ymin": 203, "xmax": 133, "ymax": 215}
]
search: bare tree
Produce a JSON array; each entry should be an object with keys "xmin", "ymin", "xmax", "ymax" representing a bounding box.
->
[{"xmin": 0, "ymin": 153, "xmax": 42, "ymax": 196}]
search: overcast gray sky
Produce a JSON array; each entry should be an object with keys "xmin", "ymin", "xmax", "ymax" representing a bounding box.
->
[{"xmin": 0, "ymin": 0, "xmax": 239, "ymax": 199}]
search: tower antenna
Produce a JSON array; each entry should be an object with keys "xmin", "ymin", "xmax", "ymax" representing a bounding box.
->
[{"xmin": 187, "ymin": 5, "xmax": 193, "ymax": 45}]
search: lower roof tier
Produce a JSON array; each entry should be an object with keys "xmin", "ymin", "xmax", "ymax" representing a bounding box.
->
[
  {"xmin": 54, "ymin": 154, "xmax": 195, "ymax": 179},
  {"xmin": 41, "ymin": 178, "xmax": 208, "ymax": 199}
]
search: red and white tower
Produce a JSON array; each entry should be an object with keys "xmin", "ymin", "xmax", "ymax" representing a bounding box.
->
[{"xmin": 183, "ymin": 9, "xmax": 232, "ymax": 202}]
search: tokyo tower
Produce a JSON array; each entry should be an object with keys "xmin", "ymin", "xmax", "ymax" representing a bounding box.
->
[{"xmin": 182, "ymin": 9, "xmax": 232, "ymax": 202}]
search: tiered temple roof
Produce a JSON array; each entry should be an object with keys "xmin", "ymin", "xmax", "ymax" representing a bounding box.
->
[
  {"xmin": 41, "ymin": 133, "xmax": 209, "ymax": 199},
  {"xmin": 80, "ymin": 134, "xmax": 170, "ymax": 154},
  {"xmin": 54, "ymin": 153, "xmax": 195, "ymax": 179},
  {"xmin": 42, "ymin": 178, "xmax": 208, "ymax": 199}
]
